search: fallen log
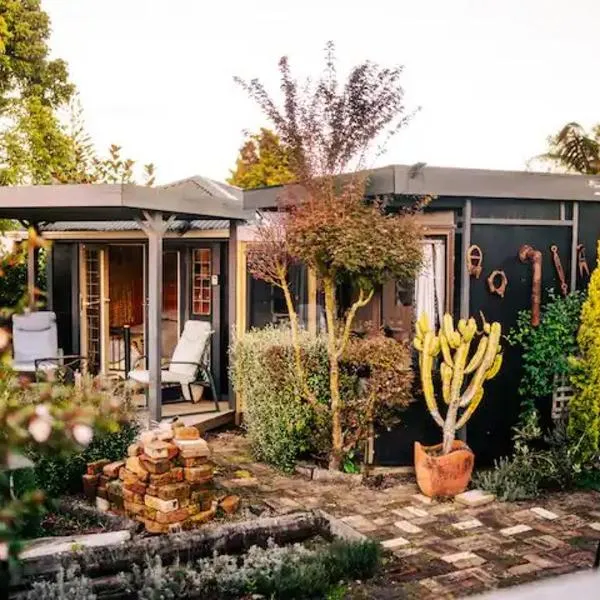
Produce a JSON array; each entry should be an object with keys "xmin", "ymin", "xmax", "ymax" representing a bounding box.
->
[{"xmin": 10, "ymin": 511, "xmax": 327, "ymax": 594}]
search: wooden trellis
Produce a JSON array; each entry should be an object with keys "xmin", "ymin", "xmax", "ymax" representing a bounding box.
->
[{"xmin": 552, "ymin": 373, "xmax": 574, "ymax": 421}]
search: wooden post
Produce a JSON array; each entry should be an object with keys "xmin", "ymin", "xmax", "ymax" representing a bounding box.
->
[
  {"xmin": 138, "ymin": 212, "xmax": 174, "ymax": 425},
  {"xmin": 27, "ymin": 239, "xmax": 36, "ymax": 310}
]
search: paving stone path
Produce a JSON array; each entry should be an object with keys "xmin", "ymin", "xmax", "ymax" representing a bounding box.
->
[{"xmin": 209, "ymin": 432, "xmax": 600, "ymax": 598}]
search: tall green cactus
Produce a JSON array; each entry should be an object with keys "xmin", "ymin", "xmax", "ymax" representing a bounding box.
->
[{"xmin": 414, "ymin": 313, "xmax": 503, "ymax": 455}]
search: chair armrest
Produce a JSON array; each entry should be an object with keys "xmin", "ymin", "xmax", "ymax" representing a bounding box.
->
[
  {"xmin": 34, "ymin": 355, "xmax": 87, "ymax": 368},
  {"xmin": 161, "ymin": 361, "xmax": 202, "ymax": 369}
]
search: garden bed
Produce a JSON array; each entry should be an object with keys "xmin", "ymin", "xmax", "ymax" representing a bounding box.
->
[{"xmin": 10, "ymin": 510, "xmax": 377, "ymax": 599}]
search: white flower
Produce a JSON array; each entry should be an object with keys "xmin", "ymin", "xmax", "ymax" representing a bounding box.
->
[
  {"xmin": 0, "ymin": 542, "xmax": 8, "ymax": 561},
  {"xmin": 29, "ymin": 417, "xmax": 52, "ymax": 443},
  {"xmin": 35, "ymin": 404, "xmax": 51, "ymax": 418},
  {"xmin": 72, "ymin": 423, "xmax": 93, "ymax": 446}
]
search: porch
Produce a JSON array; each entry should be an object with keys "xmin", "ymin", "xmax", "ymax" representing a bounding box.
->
[{"xmin": 0, "ymin": 181, "xmax": 250, "ymax": 425}]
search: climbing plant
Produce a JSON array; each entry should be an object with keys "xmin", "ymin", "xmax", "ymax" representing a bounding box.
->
[{"xmin": 507, "ymin": 289, "xmax": 584, "ymax": 422}]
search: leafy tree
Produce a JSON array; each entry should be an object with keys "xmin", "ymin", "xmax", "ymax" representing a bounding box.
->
[
  {"xmin": 535, "ymin": 122, "xmax": 600, "ymax": 174},
  {"xmin": 228, "ymin": 128, "xmax": 295, "ymax": 189},
  {"xmin": 0, "ymin": 0, "xmax": 74, "ymax": 111},
  {"xmin": 0, "ymin": 0, "xmax": 76, "ymax": 185},
  {"xmin": 239, "ymin": 43, "xmax": 423, "ymax": 470}
]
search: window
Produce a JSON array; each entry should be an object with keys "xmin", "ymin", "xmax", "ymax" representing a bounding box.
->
[{"xmin": 192, "ymin": 248, "xmax": 211, "ymax": 316}]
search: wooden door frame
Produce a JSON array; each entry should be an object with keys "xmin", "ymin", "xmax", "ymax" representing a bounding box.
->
[{"xmin": 78, "ymin": 243, "xmax": 110, "ymax": 374}]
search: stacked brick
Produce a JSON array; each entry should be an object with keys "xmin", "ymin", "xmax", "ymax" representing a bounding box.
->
[{"xmin": 83, "ymin": 423, "xmax": 225, "ymax": 533}]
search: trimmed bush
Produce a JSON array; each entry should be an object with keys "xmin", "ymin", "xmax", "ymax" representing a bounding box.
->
[
  {"xmin": 569, "ymin": 242, "xmax": 600, "ymax": 468},
  {"xmin": 230, "ymin": 326, "xmax": 332, "ymax": 470}
]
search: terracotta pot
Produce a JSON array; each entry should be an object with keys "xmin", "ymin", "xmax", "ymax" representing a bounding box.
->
[{"xmin": 414, "ymin": 440, "xmax": 474, "ymax": 498}]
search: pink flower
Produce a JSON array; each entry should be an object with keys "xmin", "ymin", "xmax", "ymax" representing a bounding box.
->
[
  {"xmin": 29, "ymin": 417, "xmax": 52, "ymax": 443},
  {"xmin": 0, "ymin": 542, "xmax": 8, "ymax": 561},
  {"xmin": 72, "ymin": 424, "xmax": 93, "ymax": 446}
]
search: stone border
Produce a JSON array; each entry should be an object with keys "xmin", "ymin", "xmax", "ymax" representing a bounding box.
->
[
  {"xmin": 295, "ymin": 462, "xmax": 362, "ymax": 484},
  {"xmin": 11, "ymin": 510, "xmax": 344, "ymax": 592}
]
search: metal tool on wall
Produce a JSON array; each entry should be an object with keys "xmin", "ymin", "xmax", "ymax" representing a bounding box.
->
[
  {"xmin": 550, "ymin": 245, "xmax": 568, "ymax": 297},
  {"xmin": 519, "ymin": 244, "xmax": 542, "ymax": 327},
  {"xmin": 577, "ymin": 244, "xmax": 590, "ymax": 279},
  {"xmin": 466, "ymin": 245, "xmax": 483, "ymax": 278},
  {"xmin": 487, "ymin": 270, "xmax": 508, "ymax": 298}
]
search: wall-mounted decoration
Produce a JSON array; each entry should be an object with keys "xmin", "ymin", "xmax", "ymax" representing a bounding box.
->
[
  {"xmin": 550, "ymin": 245, "xmax": 568, "ymax": 297},
  {"xmin": 577, "ymin": 244, "xmax": 590, "ymax": 279},
  {"xmin": 466, "ymin": 245, "xmax": 483, "ymax": 278},
  {"xmin": 487, "ymin": 270, "xmax": 508, "ymax": 298},
  {"xmin": 519, "ymin": 244, "xmax": 542, "ymax": 327}
]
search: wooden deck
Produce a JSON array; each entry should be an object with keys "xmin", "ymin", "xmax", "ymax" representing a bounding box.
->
[{"xmin": 135, "ymin": 398, "xmax": 235, "ymax": 433}]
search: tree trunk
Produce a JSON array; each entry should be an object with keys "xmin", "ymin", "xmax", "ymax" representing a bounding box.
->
[
  {"xmin": 323, "ymin": 276, "xmax": 342, "ymax": 471},
  {"xmin": 280, "ymin": 276, "xmax": 317, "ymax": 405}
]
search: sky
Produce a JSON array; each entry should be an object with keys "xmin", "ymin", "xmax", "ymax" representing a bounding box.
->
[{"xmin": 42, "ymin": 0, "xmax": 600, "ymax": 185}]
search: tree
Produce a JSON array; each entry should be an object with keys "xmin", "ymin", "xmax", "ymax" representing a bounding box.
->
[
  {"xmin": 239, "ymin": 43, "xmax": 424, "ymax": 470},
  {"xmin": 0, "ymin": 0, "xmax": 76, "ymax": 185},
  {"xmin": 535, "ymin": 122, "xmax": 600, "ymax": 174},
  {"xmin": 0, "ymin": 0, "xmax": 74, "ymax": 111},
  {"xmin": 228, "ymin": 128, "xmax": 295, "ymax": 189}
]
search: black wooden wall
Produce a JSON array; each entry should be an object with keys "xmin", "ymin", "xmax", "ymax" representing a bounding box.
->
[
  {"xmin": 50, "ymin": 242, "xmax": 77, "ymax": 356},
  {"xmin": 375, "ymin": 195, "xmax": 597, "ymax": 466}
]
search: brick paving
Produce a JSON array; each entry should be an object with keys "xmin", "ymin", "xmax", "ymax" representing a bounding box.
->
[{"xmin": 209, "ymin": 431, "xmax": 600, "ymax": 598}]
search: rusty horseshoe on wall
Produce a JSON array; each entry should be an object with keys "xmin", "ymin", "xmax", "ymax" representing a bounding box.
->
[
  {"xmin": 519, "ymin": 244, "xmax": 542, "ymax": 327},
  {"xmin": 550, "ymin": 245, "xmax": 568, "ymax": 297}
]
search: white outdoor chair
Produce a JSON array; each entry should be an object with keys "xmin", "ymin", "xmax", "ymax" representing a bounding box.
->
[
  {"xmin": 11, "ymin": 311, "xmax": 86, "ymax": 381},
  {"xmin": 127, "ymin": 320, "xmax": 219, "ymax": 410}
]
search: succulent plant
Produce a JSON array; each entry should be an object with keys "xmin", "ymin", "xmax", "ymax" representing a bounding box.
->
[{"xmin": 414, "ymin": 313, "xmax": 503, "ymax": 454}]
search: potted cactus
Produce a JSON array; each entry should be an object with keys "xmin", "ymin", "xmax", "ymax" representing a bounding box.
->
[{"xmin": 413, "ymin": 313, "xmax": 503, "ymax": 497}]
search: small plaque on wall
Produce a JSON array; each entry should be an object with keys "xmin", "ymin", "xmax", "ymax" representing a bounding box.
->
[{"xmin": 211, "ymin": 274, "xmax": 219, "ymax": 286}]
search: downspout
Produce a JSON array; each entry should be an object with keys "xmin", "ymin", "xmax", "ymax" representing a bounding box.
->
[{"xmin": 519, "ymin": 244, "xmax": 542, "ymax": 327}]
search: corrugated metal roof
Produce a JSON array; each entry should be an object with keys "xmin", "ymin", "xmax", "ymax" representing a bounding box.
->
[{"xmin": 40, "ymin": 219, "xmax": 229, "ymax": 232}]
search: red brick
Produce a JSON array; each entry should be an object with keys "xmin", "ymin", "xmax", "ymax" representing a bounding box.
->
[
  {"xmin": 220, "ymin": 495, "xmax": 240, "ymax": 514},
  {"xmin": 143, "ymin": 441, "xmax": 171, "ymax": 460},
  {"xmin": 139, "ymin": 455, "xmax": 171, "ymax": 474},
  {"xmin": 188, "ymin": 507, "xmax": 216, "ymax": 527},
  {"xmin": 150, "ymin": 468, "xmax": 183, "ymax": 486},
  {"xmin": 155, "ymin": 507, "xmax": 190, "ymax": 524},
  {"xmin": 82, "ymin": 474, "xmax": 98, "ymax": 501},
  {"xmin": 125, "ymin": 457, "xmax": 150, "ymax": 482},
  {"xmin": 102, "ymin": 460, "xmax": 125, "ymax": 479},
  {"xmin": 182, "ymin": 456, "xmax": 209, "ymax": 467},
  {"xmin": 184, "ymin": 465, "xmax": 213, "ymax": 483},
  {"xmin": 87, "ymin": 459, "xmax": 110, "ymax": 475},
  {"xmin": 174, "ymin": 426, "xmax": 200, "ymax": 440},
  {"xmin": 157, "ymin": 482, "xmax": 190, "ymax": 502},
  {"xmin": 123, "ymin": 501, "xmax": 146, "ymax": 516},
  {"xmin": 123, "ymin": 487, "xmax": 145, "ymax": 504},
  {"xmin": 142, "ymin": 519, "xmax": 169, "ymax": 534}
]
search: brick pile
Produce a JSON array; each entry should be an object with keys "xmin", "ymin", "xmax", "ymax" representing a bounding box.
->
[{"xmin": 82, "ymin": 422, "xmax": 238, "ymax": 533}]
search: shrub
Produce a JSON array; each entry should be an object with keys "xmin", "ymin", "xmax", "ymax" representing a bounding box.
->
[
  {"xmin": 29, "ymin": 421, "xmax": 138, "ymax": 497},
  {"xmin": 230, "ymin": 326, "xmax": 333, "ymax": 470},
  {"xmin": 568, "ymin": 243, "xmax": 600, "ymax": 468},
  {"xmin": 123, "ymin": 538, "xmax": 380, "ymax": 600},
  {"xmin": 507, "ymin": 289, "xmax": 584, "ymax": 421},
  {"xmin": 341, "ymin": 331, "xmax": 413, "ymax": 467},
  {"xmin": 25, "ymin": 566, "xmax": 96, "ymax": 600},
  {"xmin": 473, "ymin": 413, "xmax": 575, "ymax": 501},
  {"xmin": 24, "ymin": 378, "xmax": 139, "ymax": 497}
]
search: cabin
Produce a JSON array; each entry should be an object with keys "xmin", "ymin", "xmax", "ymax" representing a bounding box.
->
[{"xmin": 4, "ymin": 165, "xmax": 600, "ymax": 465}]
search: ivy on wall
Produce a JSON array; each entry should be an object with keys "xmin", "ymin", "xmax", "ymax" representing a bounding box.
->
[{"xmin": 507, "ymin": 289, "xmax": 584, "ymax": 421}]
